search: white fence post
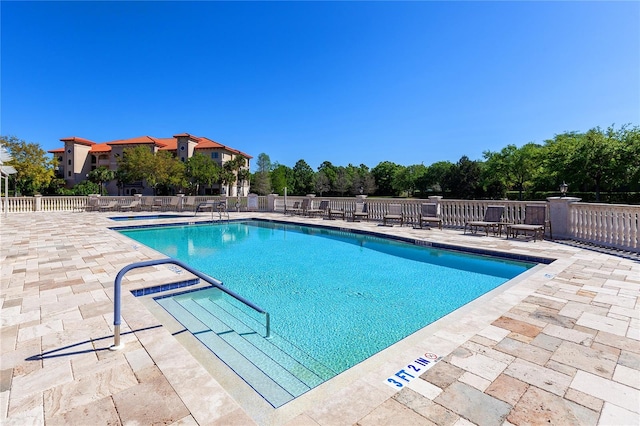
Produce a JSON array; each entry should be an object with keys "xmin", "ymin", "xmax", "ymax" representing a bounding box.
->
[
  {"xmin": 548, "ymin": 196, "xmax": 581, "ymax": 239},
  {"xmin": 267, "ymin": 194, "xmax": 278, "ymax": 212},
  {"xmin": 34, "ymin": 194, "xmax": 42, "ymax": 212}
]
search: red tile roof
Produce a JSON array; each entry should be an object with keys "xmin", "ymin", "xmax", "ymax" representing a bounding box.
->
[
  {"xmin": 48, "ymin": 148, "xmax": 65, "ymax": 154},
  {"xmin": 106, "ymin": 136, "xmax": 165, "ymax": 146},
  {"xmin": 60, "ymin": 136, "xmax": 95, "ymax": 146},
  {"xmin": 194, "ymin": 137, "xmax": 224, "ymax": 149},
  {"xmin": 55, "ymin": 133, "xmax": 251, "ymax": 158},
  {"xmin": 194, "ymin": 136, "xmax": 253, "ymax": 158},
  {"xmin": 90, "ymin": 143, "xmax": 112, "ymax": 153},
  {"xmin": 156, "ymin": 138, "xmax": 178, "ymax": 151}
]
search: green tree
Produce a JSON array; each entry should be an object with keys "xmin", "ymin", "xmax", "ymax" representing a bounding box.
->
[
  {"xmin": 185, "ymin": 153, "xmax": 220, "ymax": 195},
  {"xmin": 1, "ymin": 135, "xmax": 55, "ymax": 195},
  {"xmin": 252, "ymin": 153, "xmax": 272, "ymax": 195},
  {"xmin": 483, "ymin": 143, "xmax": 543, "ymax": 200},
  {"xmin": 541, "ymin": 125, "xmax": 633, "ymax": 201},
  {"xmin": 117, "ymin": 145, "xmax": 156, "ymax": 188},
  {"xmin": 292, "ymin": 159, "xmax": 314, "ymax": 195},
  {"xmin": 155, "ymin": 151, "xmax": 187, "ymax": 194},
  {"xmin": 270, "ymin": 163, "xmax": 293, "ymax": 195},
  {"xmin": 114, "ymin": 169, "xmax": 131, "ymax": 196},
  {"xmin": 313, "ymin": 171, "xmax": 331, "ymax": 196},
  {"xmin": 351, "ymin": 164, "xmax": 376, "ymax": 195},
  {"xmin": 443, "ymin": 156, "xmax": 483, "ymax": 199},
  {"xmin": 118, "ymin": 146, "xmax": 185, "ymax": 194},
  {"xmin": 580, "ymin": 127, "xmax": 625, "ymax": 201},
  {"xmin": 416, "ymin": 161, "xmax": 453, "ymax": 194},
  {"xmin": 333, "ymin": 167, "xmax": 351, "ymax": 196},
  {"xmin": 392, "ymin": 164, "xmax": 427, "ymax": 197},
  {"xmin": 317, "ymin": 161, "xmax": 338, "ymax": 193},
  {"xmin": 87, "ymin": 166, "xmax": 115, "ymax": 195},
  {"xmin": 226, "ymin": 155, "xmax": 248, "ymax": 196},
  {"xmin": 619, "ymin": 125, "xmax": 640, "ymax": 192},
  {"xmin": 71, "ymin": 180, "xmax": 101, "ymax": 196},
  {"xmin": 371, "ymin": 161, "xmax": 402, "ymax": 196}
]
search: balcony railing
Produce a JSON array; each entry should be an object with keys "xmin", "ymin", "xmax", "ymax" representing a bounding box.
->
[{"xmin": 2, "ymin": 195, "xmax": 637, "ymax": 253}]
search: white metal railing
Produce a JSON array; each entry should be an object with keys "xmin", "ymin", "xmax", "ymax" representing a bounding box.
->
[
  {"xmin": 3, "ymin": 195, "xmax": 638, "ymax": 253},
  {"xmin": 41, "ymin": 196, "xmax": 88, "ymax": 212},
  {"xmin": 570, "ymin": 203, "xmax": 639, "ymax": 252},
  {"xmin": 2, "ymin": 196, "xmax": 35, "ymax": 212}
]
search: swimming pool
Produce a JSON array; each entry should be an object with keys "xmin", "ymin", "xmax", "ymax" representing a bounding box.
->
[{"xmin": 119, "ymin": 220, "xmax": 534, "ymax": 407}]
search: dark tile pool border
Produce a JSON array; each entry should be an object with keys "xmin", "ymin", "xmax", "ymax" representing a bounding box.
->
[
  {"xmin": 109, "ymin": 214, "xmax": 192, "ymax": 221},
  {"xmin": 110, "ymin": 217, "xmax": 555, "ymax": 265},
  {"xmin": 130, "ymin": 278, "xmax": 201, "ymax": 297}
]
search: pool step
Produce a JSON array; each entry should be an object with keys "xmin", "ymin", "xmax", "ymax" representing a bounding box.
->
[
  {"xmin": 156, "ymin": 291, "xmax": 335, "ymax": 407},
  {"xmin": 195, "ymin": 295, "xmax": 335, "ymax": 381}
]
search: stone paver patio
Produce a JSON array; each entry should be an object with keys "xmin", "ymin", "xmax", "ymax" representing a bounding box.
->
[{"xmin": 1, "ymin": 211, "xmax": 638, "ymax": 425}]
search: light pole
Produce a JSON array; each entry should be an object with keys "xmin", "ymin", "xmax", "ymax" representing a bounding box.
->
[{"xmin": 560, "ymin": 182, "xmax": 568, "ymax": 197}]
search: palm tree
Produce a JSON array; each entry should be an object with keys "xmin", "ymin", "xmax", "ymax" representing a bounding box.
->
[{"xmin": 87, "ymin": 167, "xmax": 115, "ymax": 195}]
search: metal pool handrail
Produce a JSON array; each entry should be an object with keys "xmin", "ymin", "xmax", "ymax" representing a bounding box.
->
[
  {"xmin": 110, "ymin": 258, "xmax": 270, "ymax": 350},
  {"xmin": 194, "ymin": 201, "xmax": 230, "ymax": 221}
]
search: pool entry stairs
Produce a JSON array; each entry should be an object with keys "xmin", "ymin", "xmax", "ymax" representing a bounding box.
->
[{"xmin": 155, "ymin": 288, "xmax": 336, "ymax": 408}]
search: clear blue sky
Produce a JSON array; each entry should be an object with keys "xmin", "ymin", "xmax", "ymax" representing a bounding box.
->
[{"xmin": 2, "ymin": 1, "xmax": 638, "ymax": 171}]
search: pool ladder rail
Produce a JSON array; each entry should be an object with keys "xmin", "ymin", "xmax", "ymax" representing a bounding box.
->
[
  {"xmin": 194, "ymin": 201, "xmax": 230, "ymax": 221},
  {"xmin": 110, "ymin": 258, "xmax": 270, "ymax": 350}
]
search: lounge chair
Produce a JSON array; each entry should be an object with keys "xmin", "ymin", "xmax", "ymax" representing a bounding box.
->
[
  {"xmin": 85, "ymin": 197, "xmax": 100, "ymax": 212},
  {"xmin": 307, "ymin": 200, "xmax": 329, "ymax": 217},
  {"xmin": 464, "ymin": 205, "xmax": 504, "ymax": 236},
  {"xmin": 419, "ymin": 203, "xmax": 443, "ymax": 229},
  {"xmin": 351, "ymin": 202, "xmax": 368, "ymax": 221},
  {"xmin": 99, "ymin": 200, "xmax": 118, "ymax": 212},
  {"xmin": 119, "ymin": 200, "xmax": 141, "ymax": 212},
  {"xmin": 508, "ymin": 204, "xmax": 552, "ymax": 241},
  {"xmin": 183, "ymin": 196, "xmax": 197, "ymax": 211},
  {"xmin": 286, "ymin": 201, "xmax": 301, "ymax": 215},
  {"xmin": 164, "ymin": 197, "xmax": 181, "ymax": 212},
  {"xmin": 383, "ymin": 204, "xmax": 404, "ymax": 226},
  {"xmin": 290, "ymin": 199, "xmax": 310, "ymax": 216},
  {"xmin": 328, "ymin": 203, "xmax": 345, "ymax": 220},
  {"xmin": 141, "ymin": 197, "xmax": 157, "ymax": 211}
]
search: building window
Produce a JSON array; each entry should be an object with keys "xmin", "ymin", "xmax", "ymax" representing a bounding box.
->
[
  {"xmin": 181, "ymin": 157, "xmax": 185, "ymax": 162},
  {"xmin": 180, "ymin": 145, "xmax": 185, "ymax": 151},
  {"xmin": 68, "ymin": 171, "xmax": 71, "ymax": 177},
  {"xmin": 57, "ymin": 156, "xmax": 63, "ymax": 162},
  {"xmin": 67, "ymin": 149, "xmax": 71, "ymax": 154},
  {"xmin": 91, "ymin": 155, "xmax": 96, "ymax": 164},
  {"xmin": 211, "ymin": 152, "xmax": 219, "ymax": 159},
  {"xmin": 68, "ymin": 159, "xmax": 71, "ymax": 165}
]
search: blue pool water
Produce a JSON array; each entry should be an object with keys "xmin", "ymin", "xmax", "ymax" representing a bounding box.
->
[{"xmin": 119, "ymin": 220, "xmax": 533, "ymax": 405}]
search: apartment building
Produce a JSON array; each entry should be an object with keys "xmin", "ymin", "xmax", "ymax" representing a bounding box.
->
[{"xmin": 48, "ymin": 133, "xmax": 251, "ymax": 196}]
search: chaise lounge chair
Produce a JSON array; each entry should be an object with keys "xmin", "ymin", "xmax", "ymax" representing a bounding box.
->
[
  {"xmin": 119, "ymin": 200, "xmax": 141, "ymax": 212},
  {"xmin": 286, "ymin": 201, "xmax": 302, "ymax": 215},
  {"xmin": 164, "ymin": 197, "xmax": 182, "ymax": 212},
  {"xmin": 328, "ymin": 203, "xmax": 345, "ymax": 220},
  {"xmin": 351, "ymin": 202, "xmax": 368, "ymax": 222},
  {"xmin": 307, "ymin": 200, "xmax": 329, "ymax": 217},
  {"xmin": 383, "ymin": 204, "xmax": 404, "ymax": 226},
  {"xmin": 183, "ymin": 196, "xmax": 197, "ymax": 211},
  {"xmin": 464, "ymin": 205, "xmax": 504, "ymax": 236},
  {"xmin": 85, "ymin": 197, "xmax": 100, "ymax": 212},
  {"xmin": 419, "ymin": 203, "xmax": 443, "ymax": 229},
  {"xmin": 508, "ymin": 204, "xmax": 552, "ymax": 241},
  {"xmin": 296, "ymin": 199, "xmax": 311, "ymax": 216},
  {"xmin": 99, "ymin": 200, "xmax": 118, "ymax": 212}
]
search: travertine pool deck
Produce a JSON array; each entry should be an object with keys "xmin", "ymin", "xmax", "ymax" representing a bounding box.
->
[{"xmin": 1, "ymin": 211, "xmax": 638, "ymax": 425}]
